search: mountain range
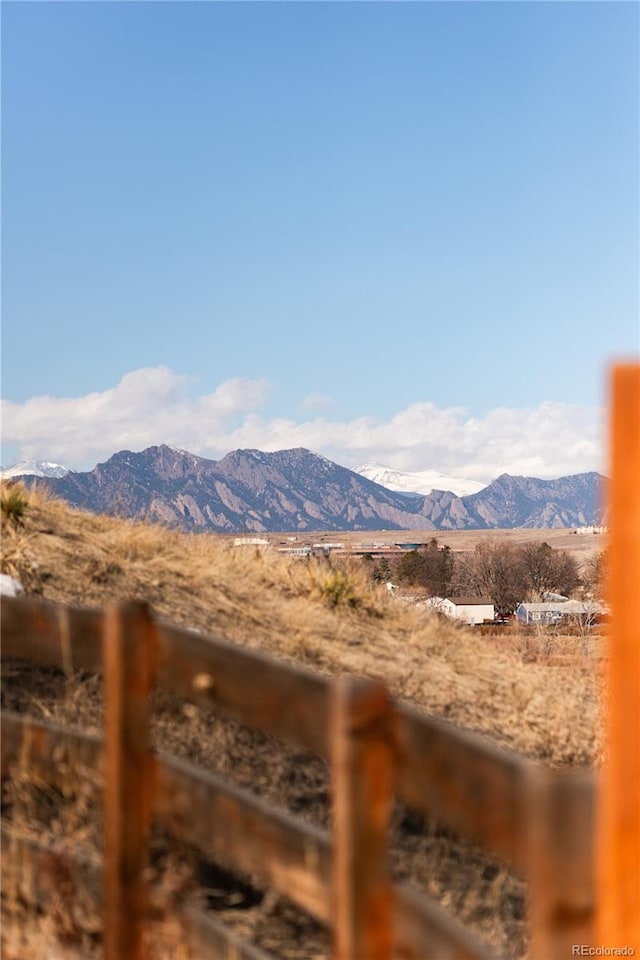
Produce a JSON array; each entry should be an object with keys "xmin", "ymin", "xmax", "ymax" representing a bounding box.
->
[{"xmin": 6, "ymin": 444, "xmax": 607, "ymax": 533}]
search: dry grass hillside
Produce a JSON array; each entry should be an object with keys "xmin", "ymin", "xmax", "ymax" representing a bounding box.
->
[{"xmin": 1, "ymin": 483, "xmax": 604, "ymax": 959}]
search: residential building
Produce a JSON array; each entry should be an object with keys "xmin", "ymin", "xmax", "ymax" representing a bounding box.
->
[{"xmin": 426, "ymin": 596, "xmax": 495, "ymax": 626}]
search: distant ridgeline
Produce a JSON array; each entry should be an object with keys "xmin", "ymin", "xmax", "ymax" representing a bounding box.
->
[{"xmin": 13, "ymin": 445, "xmax": 607, "ymax": 534}]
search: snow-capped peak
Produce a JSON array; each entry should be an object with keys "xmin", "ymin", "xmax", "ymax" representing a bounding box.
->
[
  {"xmin": 1, "ymin": 460, "xmax": 69, "ymax": 480},
  {"xmin": 353, "ymin": 462, "xmax": 485, "ymax": 498}
]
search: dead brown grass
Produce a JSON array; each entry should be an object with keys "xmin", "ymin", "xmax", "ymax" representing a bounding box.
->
[{"xmin": 1, "ymin": 484, "xmax": 604, "ymax": 958}]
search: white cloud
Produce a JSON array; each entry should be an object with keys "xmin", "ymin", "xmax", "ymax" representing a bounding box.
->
[
  {"xmin": 1, "ymin": 366, "xmax": 605, "ymax": 481},
  {"xmin": 1, "ymin": 367, "xmax": 270, "ymax": 468},
  {"xmin": 301, "ymin": 393, "xmax": 334, "ymax": 411}
]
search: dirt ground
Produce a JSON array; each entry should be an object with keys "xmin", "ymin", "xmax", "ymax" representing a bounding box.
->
[{"xmin": 1, "ymin": 484, "xmax": 604, "ymax": 958}]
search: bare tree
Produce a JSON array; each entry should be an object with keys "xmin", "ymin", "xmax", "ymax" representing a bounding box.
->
[
  {"xmin": 520, "ymin": 541, "xmax": 580, "ymax": 599},
  {"xmin": 395, "ymin": 540, "xmax": 454, "ymax": 597},
  {"xmin": 582, "ymin": 549, "xmax": 607, "ymax": 600},
  {"xmin": 465, "ymin": 540, "xmax": 529, "ymax": 616}
]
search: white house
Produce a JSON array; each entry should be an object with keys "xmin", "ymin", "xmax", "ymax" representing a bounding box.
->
[
  {"xmin": 516, "ymin": 600, "xmax": 607, "ymax": 626},
  {"xmin": 427, "ymin": 596, "xmax": 495, "ymax": 625},
  {"xmin": 277, "ymin": 546, "xmax": 312, "ymax": 558}
]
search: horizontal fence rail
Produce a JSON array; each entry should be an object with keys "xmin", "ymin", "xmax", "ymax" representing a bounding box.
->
[
  {"xmin": 180, "ymin": 903, "xmax": 278, "ymax": 960},
  {"xmin": 396, "ymin": 703, "xmax": 534, "ymax": 872}
]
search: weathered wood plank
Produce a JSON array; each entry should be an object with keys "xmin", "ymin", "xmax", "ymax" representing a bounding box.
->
[
  {"xmin": 394, "ymin": 883, "xmax": 495, "ymax": 960},
  {"xmin": 155, "ymin": 620, "xmax": 331, "ymax": 756},
  {"xmin": 1, "ymin": 596, "xmax": 103, "ymax": 671},
  {"xmin": 180, "ymin": 902, "xmax": 277, "ymax": 960},
  {"xmin": 156, "ymin": 752, "xmax": 332, "ymax": 923},
  {"xmin": 597, "ymin": 363, "xmax": 640, "ymax": 952},
  {"xmin": 331, "ymin": 677, "xmax": 394, "ymax": 960},
  {"xmin": 395, "ymin": 703, "xmax": 537, "ymax": 872},
  {"xmin": 525, "ymin": 767, "xmax": 595, "ymax": 959},
  {"xmin": 103, "ymin": 601, "xmax": 156, "ymax": 960}
]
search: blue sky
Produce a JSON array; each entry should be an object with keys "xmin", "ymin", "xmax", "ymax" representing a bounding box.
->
[{"xmin": 2, "ymin": 1, "xmax": 638, "ymax": 482}]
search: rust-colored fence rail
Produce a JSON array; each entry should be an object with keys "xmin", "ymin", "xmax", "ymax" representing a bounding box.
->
[{"xmin": 1, "ymin": 363, "xmax": 638, "ymax": 959}]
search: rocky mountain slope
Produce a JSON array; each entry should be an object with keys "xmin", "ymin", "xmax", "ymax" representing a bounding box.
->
[
  {"xmin": 461, "ymin": 472, "xmax": 605, "ymax": 529},
  {"xmin": 16, "ymin": 445, "xmax": 607, "ymax": 532}
]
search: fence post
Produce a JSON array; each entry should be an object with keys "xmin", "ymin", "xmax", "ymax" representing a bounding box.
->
[
  {"xmin": 525, "ymin": 768, "xmax": 595, "ymax": 959},
  {"xmin": 597, "ymin": 363, "xmax": 640, "ymax": 951},
  {"xmin": 331, "ymin": 676, "xmax": 395, "ymax": 960},
  {"xmin": 103, "ymin": 601, "xmax": 157, "ymax": 960}
]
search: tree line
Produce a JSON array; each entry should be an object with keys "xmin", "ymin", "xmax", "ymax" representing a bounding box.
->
[{"xmin": 365, "ymin": 539, "xmax": 605, "ymax": 615}]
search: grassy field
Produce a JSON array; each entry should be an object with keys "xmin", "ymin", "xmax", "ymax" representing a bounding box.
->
[{"xmin": 1, "ymin": 482, "xmax": 604, "ymax": 958}]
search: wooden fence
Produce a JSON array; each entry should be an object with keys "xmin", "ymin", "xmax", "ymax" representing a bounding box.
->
[
  {"xmin": 0, "ymin": 596, "xmax": 593, "ymax": 960},
  {"xmin": 1, "ymin": 363, "xmax": 638, "ymax": 959}
]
